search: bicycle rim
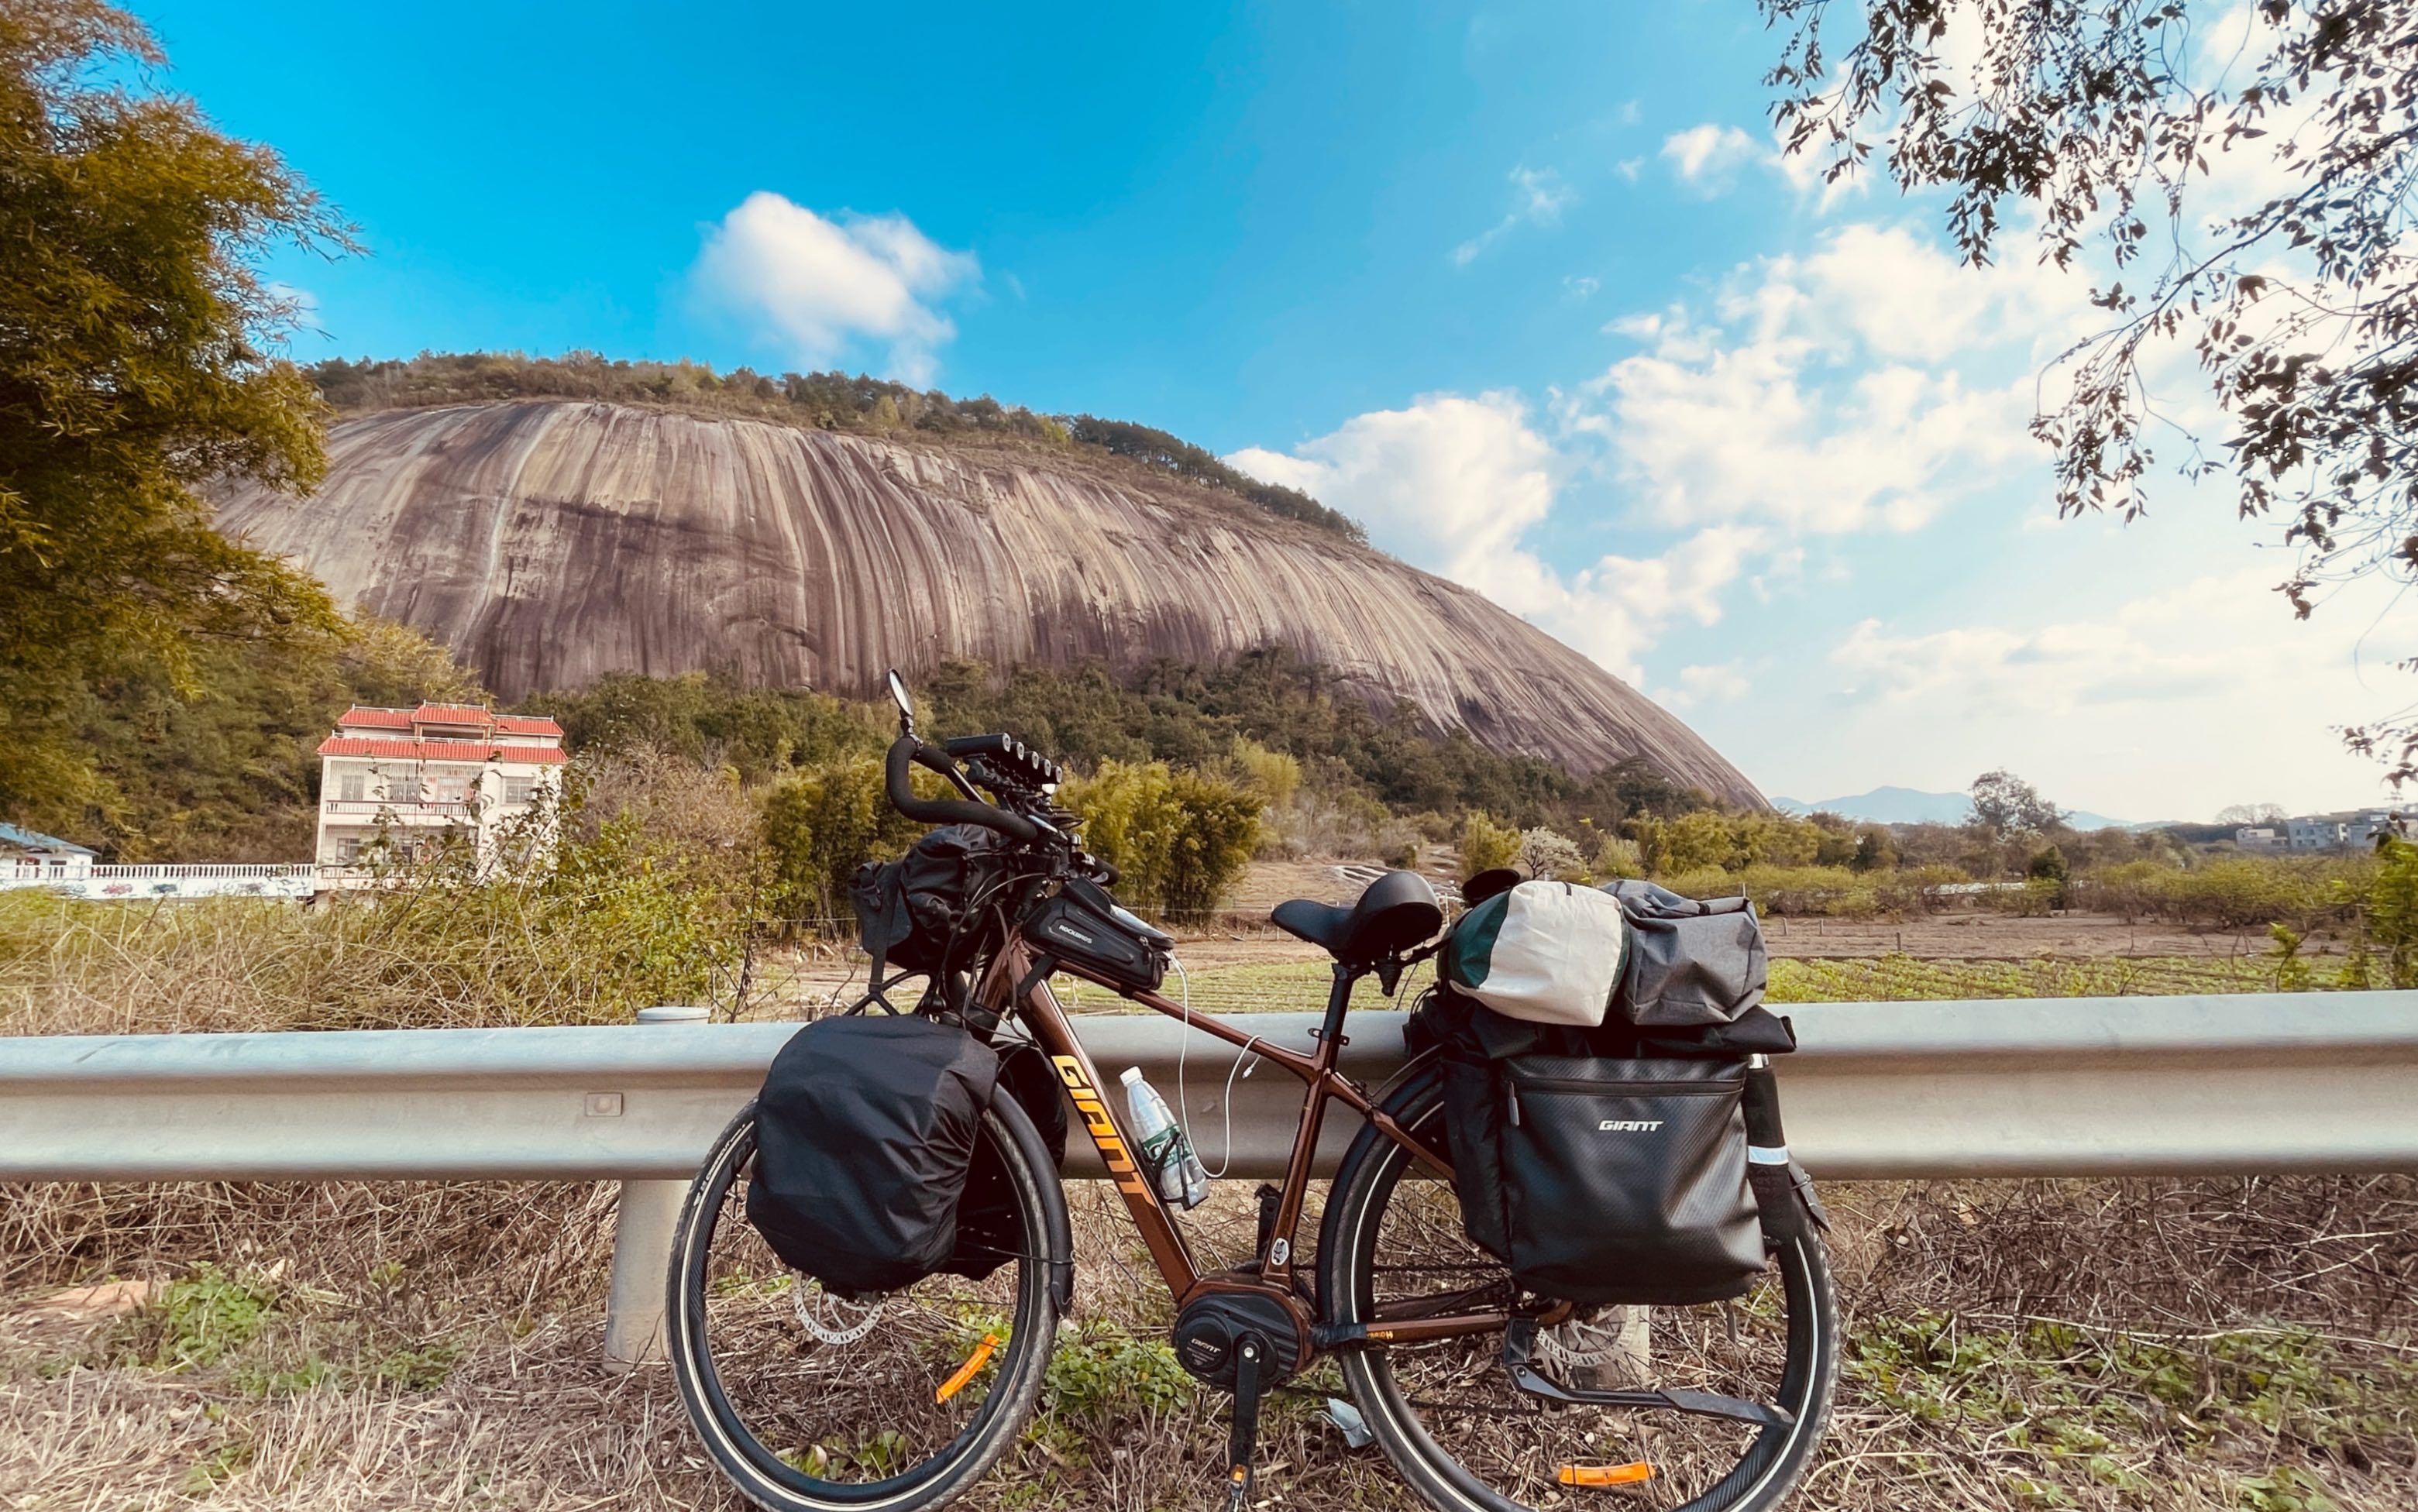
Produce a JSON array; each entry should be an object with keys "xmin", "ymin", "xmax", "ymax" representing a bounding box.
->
[
  {"xmin": 668, "ymin": 1101, "xmax": 1061, "ymax": 1512},
  {"xmin": 1326, "ymin": 1074, "xmax": 1838, "ymax": 1512}
]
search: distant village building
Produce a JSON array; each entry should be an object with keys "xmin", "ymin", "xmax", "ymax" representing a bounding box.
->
[
  {"xmin": 2, "ymin": 822, "xmax": 97, "ymax": 881},
  {"xmin": 315, "ymin": 704, "xmax": 566, "ymax": 878},
  {"xmin": 2287, "ymin": 817, "xmax": 2350, "ymax": 850},
  {"xmin": 2237, "ymin": 809, "xmax": 2414, "ymax": 853}
]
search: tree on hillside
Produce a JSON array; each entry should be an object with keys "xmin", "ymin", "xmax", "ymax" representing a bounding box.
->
[
  {"xmin": 1969, "ymin": 769, "xmax": 2065, "ymax": 837},
  {"xmin": 1760, "ymin": 2, "xmax": 2418, "ymax": 776},
  {"xmin": 0, "ymin": 0, "xmax": 350, "ymax": 823},
  {"xmin": 2215, "ymin": 801, "xmax": 2289, "ymax": 825}
]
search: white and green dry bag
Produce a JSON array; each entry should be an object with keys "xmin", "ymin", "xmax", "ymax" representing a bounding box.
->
[{"xmin": 1441, "ymin": 879, "xmax": 1629, "ymax": 1026}]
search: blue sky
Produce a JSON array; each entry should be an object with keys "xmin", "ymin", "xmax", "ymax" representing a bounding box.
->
[{"xmin": 146, "ymin": 0, "xmax": 2410, "ymax": 820}]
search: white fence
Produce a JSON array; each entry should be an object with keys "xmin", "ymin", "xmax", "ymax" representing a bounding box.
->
[{"xmin": 0, "ymin": 863, "xmax": 321, "ymax": 901}]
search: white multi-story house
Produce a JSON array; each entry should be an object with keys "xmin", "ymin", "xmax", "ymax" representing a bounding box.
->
[
  {"xmin": 315, "ymin": 704, "xmax": 566, "ymax": 877},
  {"xmin": 2287, "ymin": 817, "xmax": 2350, "ymax": 850},
  {"xmin": 2234, "ymin": 825, "xmax": 2286, "ymax": 851}
]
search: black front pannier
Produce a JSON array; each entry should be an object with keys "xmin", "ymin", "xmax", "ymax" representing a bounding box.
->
[
  {"xmin": 1439, "ymin": 1048, "xmax": 1764, "ymax": 1306},
  {"xmin": 745, "ymin": 1015, "xmax": 1001, "ymax": 1295}
]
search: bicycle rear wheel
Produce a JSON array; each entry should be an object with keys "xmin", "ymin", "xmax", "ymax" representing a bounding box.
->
[
  {"xmin": 1320, "ymin": 1067, "xmax": 1838, "ymax": 1512},
  {"xmin": 668, "ymin": 1094, "xmax": 1067, "ymax": 1512}
]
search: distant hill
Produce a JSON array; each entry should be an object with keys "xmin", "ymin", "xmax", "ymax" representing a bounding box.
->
[{"xmin": 1772, "ymin": 786, "xmax": 2135, "ymax": 831}]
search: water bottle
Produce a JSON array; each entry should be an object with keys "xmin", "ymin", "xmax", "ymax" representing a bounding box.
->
[{"xmin": 1120, "ymin": 1066, "xmax": 1209, "ymax": 1209}]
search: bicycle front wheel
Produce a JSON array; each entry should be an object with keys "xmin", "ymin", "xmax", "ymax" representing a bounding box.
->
[
  {"xmin": 1320, "ymin": 1066, "xmax": 1839, "ymax": 1512},
  {"xmin": 668, "ymin": 1094, "xmax": 1067, "ymax": 1512}
]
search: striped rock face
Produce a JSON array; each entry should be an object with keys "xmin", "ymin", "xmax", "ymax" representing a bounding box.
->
[{"xmin": 216, "ymin": 400, "xmax": 1762, "ymax": 804}]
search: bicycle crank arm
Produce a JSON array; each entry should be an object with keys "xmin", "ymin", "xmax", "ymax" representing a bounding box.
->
[{"xmin": 1501, "ymin": 1320, "xmax": 1794, "ymax": 1429}]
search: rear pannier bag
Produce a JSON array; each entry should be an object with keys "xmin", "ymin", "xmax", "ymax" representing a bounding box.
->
[
  {"xmin": 745, "ymin": 1015, "xmax": 1000, "ymax": 1295},
  {"xmin": 1438, "ymin": 1050, "xmax": 1764, "ymax": 1306},
  {"xmin": 1607, "ymin": 880, "xmax": 1769, "ymax": 1027},
  {"xmin": 1443, "ymin": 880, "xmax": 1629, "ymax": 1027}
]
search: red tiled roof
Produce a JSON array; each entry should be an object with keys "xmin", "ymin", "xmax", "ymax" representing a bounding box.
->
[
  {"xmin": 315, "ymin": 737, "xmax": 568, "ymax": 765},
  {"xmin": 332, "ymin": 705, "xmax": 563, "ymax": 738}
]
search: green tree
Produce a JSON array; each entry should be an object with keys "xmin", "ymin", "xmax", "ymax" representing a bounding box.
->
[
  {"xmin": 0, "ymin": 2, "xmax": 353, "ymax": 819},
  {"xmin": 1969, "ymin": 771, "xmax": 2064, "ymax": 839}
]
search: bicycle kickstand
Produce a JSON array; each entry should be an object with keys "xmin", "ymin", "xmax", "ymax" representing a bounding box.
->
[{"xmin": 1224, "ymin": 1335, "xmax": 1265, "ymax": 1512}]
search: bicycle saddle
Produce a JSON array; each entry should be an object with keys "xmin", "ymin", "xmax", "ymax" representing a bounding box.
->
[{"xmin": 1271, "ymin": 870, "xmax": 1443, "ymax": 965}]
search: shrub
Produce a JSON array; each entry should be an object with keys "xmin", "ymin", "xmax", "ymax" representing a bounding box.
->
[
  {"xmin": 1062, "ymin": 761, "xmax": 1262, "ymax": 923},
  {"xmin": 0, "ymin": 754, "xmax": 762, "ymax": 1036},
  {"xmin": 1457, "ymin": 811, "xmax": 1521, "ymax": 880}
]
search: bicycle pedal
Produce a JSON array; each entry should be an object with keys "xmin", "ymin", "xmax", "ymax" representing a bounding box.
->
[{"xmin": 1223, "ymin": 1462, "xmax": 1254, "ymax": 1512}]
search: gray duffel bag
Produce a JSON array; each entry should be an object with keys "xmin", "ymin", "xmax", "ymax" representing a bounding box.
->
[{"xmin": 1605, "ymin": 880, "xmax": 1768, "ymax": 1026}]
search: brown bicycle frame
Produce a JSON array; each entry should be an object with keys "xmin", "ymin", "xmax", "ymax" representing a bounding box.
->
[{"xmin": 976, "ymin": 935, "xmax": 1518, "ymax": 1348}]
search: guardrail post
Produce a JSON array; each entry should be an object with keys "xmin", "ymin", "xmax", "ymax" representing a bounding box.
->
[{"xmin": 603, "ymin": 1004, "xmax": 711, "ymax": 1370}]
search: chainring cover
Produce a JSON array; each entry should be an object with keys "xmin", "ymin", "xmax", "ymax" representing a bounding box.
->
[{"xmin": 1171, "ymin": 1288, "xmax": 1306, "ymax": 1391}]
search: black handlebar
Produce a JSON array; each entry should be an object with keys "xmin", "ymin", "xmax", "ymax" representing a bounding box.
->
[{"xmin": 886, "ymin": 736, "xmax": 1041, "ymax": 844}]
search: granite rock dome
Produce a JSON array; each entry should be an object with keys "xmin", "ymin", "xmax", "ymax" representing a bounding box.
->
[{"xmin": 216, "ymin": 400, "xmax": 1762, "ymax": 805}]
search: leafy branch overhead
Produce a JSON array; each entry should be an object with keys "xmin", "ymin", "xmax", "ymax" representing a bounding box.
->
[
  {"xmin": 0, "ymin": 0, "xmax": 354, "ymax": 818},
  {"xmin": 1762, "ymin": 0, "xmax": 2418, "ymax": 773}
]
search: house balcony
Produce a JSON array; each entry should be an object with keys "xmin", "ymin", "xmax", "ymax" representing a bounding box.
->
[{"xmin": 321, "ymin": 800, "xmax": 476, "ymax": 825}]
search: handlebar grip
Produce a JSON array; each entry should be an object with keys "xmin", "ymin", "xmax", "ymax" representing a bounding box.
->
[{"xmin": 886, "ymin": 737, "xmax": 1040, "ymax": 843}]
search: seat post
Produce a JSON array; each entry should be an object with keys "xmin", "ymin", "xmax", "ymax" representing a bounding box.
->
[{"xmin": 1317, "ymin": 961, "xmax": 1359, "ymax": 1053}]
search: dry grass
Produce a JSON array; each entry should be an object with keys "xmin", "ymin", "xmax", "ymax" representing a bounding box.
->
[{"xmin": 3, "ymin": 1170, "xmax": 2412, "ymax": 1511}]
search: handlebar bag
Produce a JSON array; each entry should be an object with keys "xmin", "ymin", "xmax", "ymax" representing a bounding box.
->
[
  {"xmin": 1437, "ymin": 1047, "xmax": 1764, "ymax": 1306},
  {"xmin": 848, "ymin": 824, "xmax": 1014, "ymax": 984},
  {"xmin": 1605, "ymin": 880, "xmax": 1769, "ymax": 1027},
  {"xmin": 1441, "ymin": 880, "xmax": 1629, "ymax": 1026},
  {"xmin": 745, "ymin": 1014, "xmax": 1000, "ymax": 1296}
]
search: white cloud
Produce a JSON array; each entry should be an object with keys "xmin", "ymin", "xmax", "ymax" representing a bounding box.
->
[
  {"xmin": 1563, "ymin": 274, "xmax": 1601, "ymax": 301},
  {"xmin": 692, "ymin": 191, "xmax": 978, "ymax": 384},
  {"xmin": 1615, "ymin": 156, "xmax": 1644, "ymax": 183},
  {"xmin": 1453, "ymin": 167, "xmax": 1577, "ymax": 266},
  {"xmin": 1568, "ymin": 222, "xmax": 2090, "ymax": 537},
  {"xmin": 1228, "ymin": 396, "xmax": 1760, "ymax": 679},
  {"xmin": 1661, "ymin": 124, "xmax": 1762, "ymax": 194},
  {"xmin": 1819, "ymin": 565, "xmax": 2411, "ymax": 818},
  {"xmin": 1666, "ymin": 660, "xmax": 1753, "ymax": 707}
]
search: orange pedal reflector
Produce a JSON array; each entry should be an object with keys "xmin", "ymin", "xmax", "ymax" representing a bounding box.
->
[
  {"xmin": 1556, "ymin": 1462, "xmax": 1655, "ymax": 1488},
  {"xmin": 935, "ymin": 1333, "xmax": 1002, "ymax": 1403}
]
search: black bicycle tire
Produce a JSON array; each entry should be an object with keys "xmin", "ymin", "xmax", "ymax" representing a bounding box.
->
[
  {"xmin": 667, "ymin": 1094, "xmax": 1067, "ymax": 1512},
  {"xmin": 1319, "ymin": 1067, "xmax": 1840, "ymax": 1512}
]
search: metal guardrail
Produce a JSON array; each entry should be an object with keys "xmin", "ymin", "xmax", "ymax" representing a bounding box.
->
[{"xmin": 5, "ymin": 991, "xmax": 2415, "ymax": 1363}]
